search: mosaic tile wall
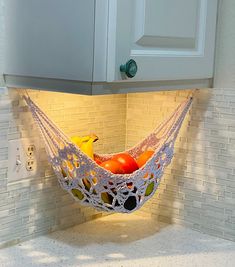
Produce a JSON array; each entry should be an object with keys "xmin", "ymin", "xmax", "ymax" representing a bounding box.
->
[{"xmin": 127, "ymin": 89, "xmax": 235, "ymax": 242}]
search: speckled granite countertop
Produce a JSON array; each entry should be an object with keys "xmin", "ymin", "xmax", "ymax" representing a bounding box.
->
[{"xmin": 0, "ymin": 213, "xmax": 235, "ymax": 267}]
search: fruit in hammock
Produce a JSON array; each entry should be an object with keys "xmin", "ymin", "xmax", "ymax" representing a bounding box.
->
[
  {"xmin": 100, "ymin": 160, "xmax": 125, "ymax": 174},
  {"xmin": 101, "ymin": 192, "xmax": 113, "ymax": 204},
  {"xmin": 71, "ymin": 188, "xmax": 84, "ymax": 200},
  {"xmin": 124, "ymin": 196, "xmax": 137, "ymax": 211},
  {"xmin": 136, "ymin": 150, "xmax": 154, "ymax": 168},
  {"xmin": 94, "ymin": 158, "xmax": 102, "ymax": 165},
  {"xmin": 71, "ymin": 134, "xmax": 98, "ymax": 191},
  {"xmin": 145, "ymin": 181, "xmax": 155, "ymax": 196},
  {"xmin": 112, "ymin": 153, "xmax": 139, "ymax": 174},
  {"xmin": 71, "ymin": 133, "xmax": 99, "ymax": 159},
  {"xmin": 61, "ymin": 160, "xmax": 74, "ymax": 178},
  {"xmin": 66, "ymin": 161, "xmax": 74, "ymax": 171},
  {"xmin": 82, "ymin": 178, "xmax": 91, "ymax": 191}
]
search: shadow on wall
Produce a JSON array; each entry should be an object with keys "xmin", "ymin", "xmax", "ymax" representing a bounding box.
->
[
  {"xmin": 166, "ymin": 90, "xmax": 213, "ymax": 226},
  {"xmin": 148, "ymin": 89, "xmax": 235, "ymax": 241},
  {"xmin": 125, "ymin": 90, "xmax": 200, "ymax": 224},
  {"xmin": 144, "ymin": 90, "xmax": 204, "ymax": 225},
  {"xmin": 184, "ymin": 89, "xmax": 235, "ymax": 240},
  {"xmin": 149, "ymin": 90, "xmax": 213, "ymax": 225}
]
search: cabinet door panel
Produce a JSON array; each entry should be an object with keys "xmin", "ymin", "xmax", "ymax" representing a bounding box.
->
[
  {"xmin": 108, "ymin": 0, "xmax": 218, "ymax": 82},
  {"xmin": 135, "ymin": 0, "xmax": 198, "ymax": 48}
]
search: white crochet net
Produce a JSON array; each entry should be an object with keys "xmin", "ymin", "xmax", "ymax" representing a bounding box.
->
[{"xmin": 24, "ymin": 96, "xmax": 192, "ymax": 213}]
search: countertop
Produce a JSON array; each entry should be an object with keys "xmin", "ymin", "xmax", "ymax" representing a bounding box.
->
[{"xmin": 0, "ymin": 213, "xmax": 235, "ymax": 267}]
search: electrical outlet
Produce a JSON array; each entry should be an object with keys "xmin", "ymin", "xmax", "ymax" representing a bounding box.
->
[
  {"xmin": 26, "ymin": 159, "xmax": 36, "ymax": 171},
  {"xmin": 26, "ymin": 145, "xmax": 36, "ymax": 157},
  {"xmin": 8, "ymin": 138, "xmax": 39, "ymax": 181}
]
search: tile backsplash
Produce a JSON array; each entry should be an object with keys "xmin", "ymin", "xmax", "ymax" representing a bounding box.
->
[
  {"xmin": 0, "ymin": 88, "xmax": 126, "ymax": 248},
  {"xmin": 127, "ymin": 89, "xmax": 235, "ymax": 242}
]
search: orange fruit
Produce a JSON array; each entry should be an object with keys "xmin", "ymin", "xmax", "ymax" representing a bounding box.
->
[{"xmin": 136, "ymin": 150, "xmax": 154, "ymax": 168}]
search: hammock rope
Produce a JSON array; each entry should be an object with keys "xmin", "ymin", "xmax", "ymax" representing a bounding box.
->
[{"xmin": 23, "ymin": 95, "xmax": 193, "ymax": 213}]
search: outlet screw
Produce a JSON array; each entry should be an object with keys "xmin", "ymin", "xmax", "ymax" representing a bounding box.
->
[{"xmin": 16, "ymin": 159, "xmax": 22, "ymax": 166}]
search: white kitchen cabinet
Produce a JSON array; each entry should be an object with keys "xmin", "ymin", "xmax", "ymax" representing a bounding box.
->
[{"xmin": 4, "ymin": 0, "xmax": 218, "ymax": 94}]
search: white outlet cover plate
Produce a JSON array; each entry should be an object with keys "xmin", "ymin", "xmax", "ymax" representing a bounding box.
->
[{"xmin": 8, "ymin": 138, "xmax": 39, "ymax": 181}]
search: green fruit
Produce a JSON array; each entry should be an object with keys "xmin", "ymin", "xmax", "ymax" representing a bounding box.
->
[
  {"xmin": 82, "ymin": 178, "xmax": 91, "ymax": 191},
  {"xmin": 71, "ymin": 188, "xmax": 84, "ymax": 200},
  {"xmin": 145, "ymin": 182, "xmax": 154, "ymax": 196},
  {"xmin": 101, "ymin": 192, "xmax": 113, "ymax": 204}
]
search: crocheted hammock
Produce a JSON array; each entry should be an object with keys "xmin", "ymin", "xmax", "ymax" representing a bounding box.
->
[{"xmin": 23, "ymin": 95, "xmax": 192, "ymax": 213}]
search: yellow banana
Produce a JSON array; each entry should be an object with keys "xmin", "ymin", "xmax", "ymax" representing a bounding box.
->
[
  {"xmin": 70, "ymin": 134, "xmax": 99, "ymax": 192},
  {"xmin": 71, "ymin": 135, "xmax": 90, "ymax": 147},
  {"xmin": 71, "ymin": 134, "xmax": 98, "ymax": 159}
]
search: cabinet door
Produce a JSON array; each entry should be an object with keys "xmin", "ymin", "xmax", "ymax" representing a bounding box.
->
[
  {"xmin": 5, "ymin": 0, "xmax": 95, "ymax": 82},
  {"xmin": 107, "ymin": 0, "xmax": 218, "ymax": 82}
]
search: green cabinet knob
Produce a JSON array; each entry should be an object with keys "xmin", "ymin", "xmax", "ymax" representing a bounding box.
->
[{"xmin": 120, "ymin": 59, "xmax": 138, "ymax": 78}]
